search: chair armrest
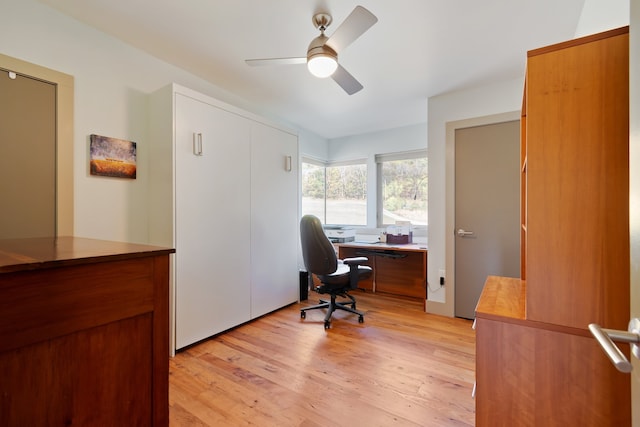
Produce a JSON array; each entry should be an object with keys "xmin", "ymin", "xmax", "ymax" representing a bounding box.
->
[
  {"xmin": 344, "ymin": 257, "xmax": 369, "ymax": 290},
  {"xmin": 343, "ymin": 256, "xmax": 368, "ymax": 265}
]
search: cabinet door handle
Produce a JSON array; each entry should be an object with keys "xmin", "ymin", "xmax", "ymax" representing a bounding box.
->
[
  {"xmin": 588, "ymin": 319, "xmax": 640, "ymax": 373},
  {"xmin": 193, "ymin": 133, "xmax": 203, "ymax": 156}
]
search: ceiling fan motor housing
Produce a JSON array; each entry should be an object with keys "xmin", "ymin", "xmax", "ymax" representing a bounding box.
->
[{"xmin": 307, "ymin": 34, "xmax": 337, "ymax": 62}]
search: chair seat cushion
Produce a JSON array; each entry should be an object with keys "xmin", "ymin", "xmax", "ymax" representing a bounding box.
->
[{"xmin": 317, "ymin": 262, "xmax": 372, "ymax": 291}]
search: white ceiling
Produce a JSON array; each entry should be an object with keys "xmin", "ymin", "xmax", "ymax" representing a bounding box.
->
[{"xmin": 38, "ymin": 0, "xmax": 586, "ymax": 139}]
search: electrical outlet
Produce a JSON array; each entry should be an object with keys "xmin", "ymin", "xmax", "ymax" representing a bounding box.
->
[{"xmin": 439, "ymin": 269, "xmax": 445, "ymax": 286}]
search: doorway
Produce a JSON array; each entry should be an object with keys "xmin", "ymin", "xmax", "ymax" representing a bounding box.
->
[{"xmin": 454, "ymin": 120, "xmax": 520, "ymax": 319}]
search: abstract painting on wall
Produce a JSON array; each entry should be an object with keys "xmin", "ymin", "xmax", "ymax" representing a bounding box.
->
[{"xmin": 89, "ymin": 134, "xmax": 137, "ymax": 179}]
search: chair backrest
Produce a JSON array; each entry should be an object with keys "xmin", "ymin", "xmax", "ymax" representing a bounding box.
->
[{"xmin": 300, "ymin": 215, "xmax": 338, "ymax": 275}]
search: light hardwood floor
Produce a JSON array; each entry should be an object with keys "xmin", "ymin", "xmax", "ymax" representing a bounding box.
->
[{"xmin": 169, "ymin": 290, "xmax": 476, "ymax": 426}]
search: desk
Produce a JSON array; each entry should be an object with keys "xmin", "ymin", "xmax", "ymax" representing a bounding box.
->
[
  {"xmin": 0, "ymin": 237, "xmax": 174, "ymax": 426},
  {"xmin": 338, "ymin": 243, "xmax": 427, "ymax": 299}
]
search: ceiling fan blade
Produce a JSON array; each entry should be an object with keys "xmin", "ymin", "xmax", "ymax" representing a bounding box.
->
[
  {"xmin": 245, "ymin": 57, "xmax": 306, "ymax": 66},
  {"xmin": 331, "ymin": 64, "xmax": 363, "ymax": 95},
  {"xmin": 326, "ymin": 6, "xmax": 378, "ymax": 53}
]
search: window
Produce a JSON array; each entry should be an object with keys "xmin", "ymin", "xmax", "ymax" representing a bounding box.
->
[
  {"xmin": 376, "ymin": 151, "xmax": 427, "ymax": 226},
  {"xmin": 325, "ymin": 162, "xmax": 367, "ymax": 225},
  {"xmin": 301, "ymin": 160, "xmax": 325, "ymax": 220},
  {"xmin": 301, "ymin": 158, "xmax": 367, "ymax": 225}
]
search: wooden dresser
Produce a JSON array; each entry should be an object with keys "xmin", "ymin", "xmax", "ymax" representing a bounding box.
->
[
  {"xmin": 475, "ymin": 27, "xmax": 630, "ymax": 426},
  {"xmin": 0, "ymin": 237, "xmax": 174, "ymax": 426}
]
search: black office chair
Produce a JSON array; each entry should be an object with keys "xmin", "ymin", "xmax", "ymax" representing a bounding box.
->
[{"xmin": 299, "ymin": 215, "xmax": 372, "ymax": 329}]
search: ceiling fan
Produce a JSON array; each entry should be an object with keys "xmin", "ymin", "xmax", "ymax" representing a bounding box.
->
[{"xmin": 245, "ymin": 6, "xmax": 378, "ymax": 95}]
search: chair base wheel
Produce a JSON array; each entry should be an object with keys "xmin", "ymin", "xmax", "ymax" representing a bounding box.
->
[
  {"xmin": 301, "ymin": 311, "xmax": 306, "ymax": 319},
  {"xmin": 358, "ymin": 316, "xmax": 364, "ymax": 323},
  {"xmin": 324, "ymin": 320, "xmax": 331, "ymax": 329}
]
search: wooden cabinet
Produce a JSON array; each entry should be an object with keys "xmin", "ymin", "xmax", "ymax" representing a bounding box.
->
[
  {"xmin": 525, "ymin": 27, "xmax": 630, "ymax": 330},
  {"xmin": 476, "ymin": 27, "xmax": 631, "ymax": 426},
  {"xmin": 476, "ymin": 277, "xmax": 629, "ymax": 427},
  {"xmin": 0, "ymin": 237, "xmax": 173, "ymax": 426},
  {"xmin": 149, "ymin": 84, "xmax": 299, "ymax": 351},
  {"xmin": 338, "ymin": 244, "xmax": 427, "ymax": 299}
]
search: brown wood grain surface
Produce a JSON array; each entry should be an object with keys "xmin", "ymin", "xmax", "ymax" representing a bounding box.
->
[
  {"xmin": 525, "ymin": 27, "xmax": 629, "ymax": 331},
  {"xmin": 475, "ymin": 27, "xmax": 631, "ymax": 426},
  {"xmin": 169, "ymin": 291, "xmax": 475, "ymax": 427},
  {"xmin": 0, "ymin": 237, "xmax": 172, "ymax": 426},
  {"xmin": 338, "ymin": 244, "xmax": 427, "ymax": 299}
]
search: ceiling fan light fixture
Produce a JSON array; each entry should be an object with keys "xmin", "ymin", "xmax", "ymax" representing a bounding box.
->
[
  {"xmin": 307, "ymin": 36, "xmax": 338, "ymax": 78},
  {"xmin": 307, "ymin": 54, "xmax": 338, "ymax": 78}
]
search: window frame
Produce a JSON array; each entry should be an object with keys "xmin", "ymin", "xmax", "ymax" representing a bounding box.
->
[{"xmin": 301, "ymin": 156, "xmax": 368, "ymax": 226}]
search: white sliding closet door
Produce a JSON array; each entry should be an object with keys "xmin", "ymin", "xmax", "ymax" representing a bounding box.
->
[
  {"xmin": 250, "ymin": 122, "xmax": 299, "ymax": 317},
  {"xmin": 175, "ymin": 94, "xmax": 251, "ymax": 349}
]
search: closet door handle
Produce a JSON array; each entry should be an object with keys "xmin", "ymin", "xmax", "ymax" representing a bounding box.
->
[{"xmin": 193, "ymin": 133, "xmax": 203, "ymax": 156}]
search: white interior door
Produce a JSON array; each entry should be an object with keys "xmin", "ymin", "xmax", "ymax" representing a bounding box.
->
[
  {"xmin": 454, "ymin": 120, "xmax": 520, "ymax": 319},
  {"xmin": 175, "ymin": 94, "xmax": 251, "ymax": 349}
]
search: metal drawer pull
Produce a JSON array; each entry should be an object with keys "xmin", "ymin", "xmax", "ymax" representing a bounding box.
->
[{"xmin": 588, "ymin": 319, "xmax": 640, "ymax": 373}]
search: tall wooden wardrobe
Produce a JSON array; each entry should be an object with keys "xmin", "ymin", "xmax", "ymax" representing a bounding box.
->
[
  {"xmin": 149, "ymin": 84, "xmax": 299, "ymax": 352},
  {"xmin": 475, "ymin": 27, "xmax": 630, "ymax": 426}
]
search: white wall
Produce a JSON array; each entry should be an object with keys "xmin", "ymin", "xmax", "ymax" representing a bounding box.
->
[
  {"xmin": 0, "ymin": 0, "xmax": 312, "ymax": 244},
  {"xmin": 328, "ymin": 123, "xmax": 427, "ymax": 160},
  {"xmin": 298, "ymin": 129, "xmax": 329, "ymax": 161},
  {"xmin": 575, "ymin": 0, "xmax": 630, "ymax": 37}
]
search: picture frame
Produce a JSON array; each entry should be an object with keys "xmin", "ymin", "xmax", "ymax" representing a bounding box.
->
[{"xmin": 89, "ymin": 134, "xmax": 137, "ymax": 179}]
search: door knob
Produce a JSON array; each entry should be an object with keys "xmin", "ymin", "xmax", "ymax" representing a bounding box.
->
[
  {"xmin": 589, "ymin": 318, "xmax": 640, "ymax": 373},
  {"xmin": 456, "ymin": 229, "xmax": 474, "ymax": 237}
]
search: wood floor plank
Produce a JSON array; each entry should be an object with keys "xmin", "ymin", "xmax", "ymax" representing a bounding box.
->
[{"xmin": 170, "ymin": 290, "xmax": 475, "ymax": 426}]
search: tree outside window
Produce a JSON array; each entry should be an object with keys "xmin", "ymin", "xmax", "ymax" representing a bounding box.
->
[
  {"xmin": 325, "ymin": 163, "xmax": 367, "ymax": 225},
  {"xmin": 301, "ymin": 160, "xmax": 367, "ymax": 225},
  {"xmin": 377, "ymin": 152, "xmax": 427, "ymax": 226}
]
